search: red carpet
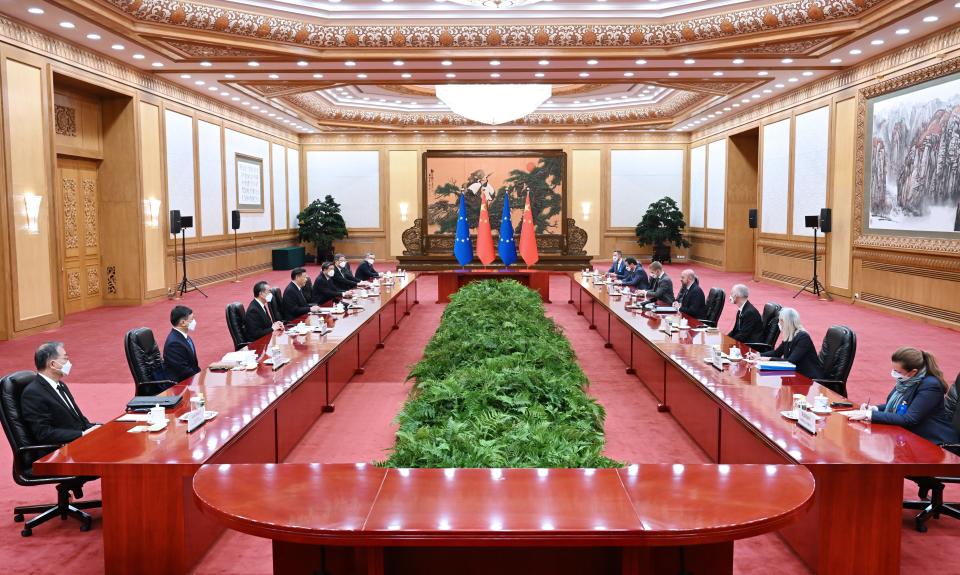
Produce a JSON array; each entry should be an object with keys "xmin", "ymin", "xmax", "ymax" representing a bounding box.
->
[{"xmin": 0, "ymin": 263, "xmax": 957, "ymax": 574}]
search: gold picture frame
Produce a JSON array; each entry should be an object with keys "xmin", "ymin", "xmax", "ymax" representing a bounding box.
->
[
  {"xmin": 854, "ymin": 54, "xmax": 960, "ymax": 255},
  {"xmin": 235, "ymin": 154, "xmax": 264, "ymax": 212}
]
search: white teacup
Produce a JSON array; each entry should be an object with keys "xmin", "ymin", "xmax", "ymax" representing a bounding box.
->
[
  {"xmin": 729, "ymin": 346, "xmax": 741, "ymax": 359},
  {"xmin": 814, "ymin": 394, "xmax": 829, "ymax": 411}
]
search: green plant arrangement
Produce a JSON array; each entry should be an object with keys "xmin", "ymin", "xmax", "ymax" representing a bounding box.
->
[
  {"xmin": 634, "ymin": 196, "xmax": 691, "ymax": 264},
  {"xmin": 296, "ymin": 195, "xmax": 348, "ymax": 263},
  {"xmin": 381, "ymin": 280, "xmax": 621, "ymax": 469}
]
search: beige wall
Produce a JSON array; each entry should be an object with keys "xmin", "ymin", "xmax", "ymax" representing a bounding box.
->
[
  {"xmin": 139, "ymin": 100, "xmax": 166, "ymax": 295},
  {"xmin": 571, "ymin": 149, "xmax": 602, "ymax": 257},
  {"xmin": 388, "ymin": 150, "xmax": 419, "ymax": 257}
]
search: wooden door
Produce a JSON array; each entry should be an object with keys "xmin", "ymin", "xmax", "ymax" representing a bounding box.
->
[{"xmin": 57, "ymin": 158, "xmax": 102, "ymax": 313}]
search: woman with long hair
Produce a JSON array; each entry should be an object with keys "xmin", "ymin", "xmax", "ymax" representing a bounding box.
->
[
  {"xmin": 848, "ymin": 347, "xmax": 958, "ymax": 444},
  {"xmin": 746, "ymin": 308, "xmax": 824, "ymax": 380}
]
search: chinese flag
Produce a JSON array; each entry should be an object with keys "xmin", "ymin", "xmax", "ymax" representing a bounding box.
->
[
  {"xmin": 476, "ymin": 194, "xmax": 496, "ymax": 266},
  {"xmin": 519, "ymin": 190, "xmax": 539, "ymax": 267}
]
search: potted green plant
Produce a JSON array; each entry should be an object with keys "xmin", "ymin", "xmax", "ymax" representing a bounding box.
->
[
  {"xmin": 296, "ymin": 195, "xmax": 348, "ymax": 263},
  {"xmin": 634, "ymin": 197, "xmax": 690, "ymax": 263}
]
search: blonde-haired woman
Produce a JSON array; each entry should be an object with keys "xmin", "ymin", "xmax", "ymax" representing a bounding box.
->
[
  {"xmin": 849, "ymin": 347, "xmax": 958, "ymax": 445},
  {"xmin": 746, "ymin": 307, "xmax": 824, "ymax": 380}
]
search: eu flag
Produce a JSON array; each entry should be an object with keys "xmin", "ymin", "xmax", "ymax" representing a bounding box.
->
[
  {"xmin": 453, "ymin": 193, "xmax": 473, "ymax": 267},
  {"xmin": 498, "ymin": 194, "xmax": 517, "ymax": 267}
]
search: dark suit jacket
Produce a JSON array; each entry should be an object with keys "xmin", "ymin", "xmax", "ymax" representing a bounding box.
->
[
  {"xmin": 333, "ymin": 265, "xmax": 359, "ymax": 290},
  {"xmin": 608, "ymin": 259, "xmax": 627, "ymax": 278},
  {"xmin": 20, "ymin": 375, "xmax": 92, "ymax": 456},
  {"xmin": 355, "ymin": 261, "xmax": 380, "ymax": 282},
  {"xmin": 244, "ymin": 299, "xmax": 276, "ymax": 342},
  {"xmin": 313, "ymin": 274, "xmax": 345, "ymax": 306},
  {"xmin": 761, "ymin": 330, "xmax": 824, "ymax": 380},
  {"xmin": 621, "ymin": 268, "xmax": 649, "ymax": 290},
  {"xmin": 677, "ymin": 281, "xmax": 707, "ymax": 319},
  {"xmin": 163, "ymin": 329, "xmax": 201, "ymax": 383},
  {"xmin": 872, "ymin": 376, "xmax": 959, "ymax": 445},
  {"xmin": 283, "ymin": 281, "xmax": 311, "ymax": 319},
  {"xmin": 728, "ymin": 301, "xmax": 763, "ymax": 344},
  {"xmin": 645, "ymin": 273, "xmax": 675, "ymax": 304}
]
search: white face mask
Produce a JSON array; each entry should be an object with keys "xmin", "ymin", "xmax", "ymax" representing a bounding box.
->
[
  {"xmin": 338, "ymin": 261, "xmax": 346, "ymax": 268},
  {"xmin": 326, "ymin": 269, "xmax": 336, "ymax": 278},
  {"xmin": 187, "ymin": 319, "xmax": 197, "ymax": 332},
  {"xmin": 891, "ymin": 369, "xmax": 908, "ymax": 382},
  {"xmin": 729, "ymin": 296, "xmax": 735, "ymax": 305},
  {"xmin": 366, "ymin": 258, "xmax": 375, "ymax": 265},
  {"xmin": 264, "ymin": 292, "xmax": 273, "ymax": 303},
  {"xmin": 56, "ymin": 359, "xmax": 72, "ymax": 376}
]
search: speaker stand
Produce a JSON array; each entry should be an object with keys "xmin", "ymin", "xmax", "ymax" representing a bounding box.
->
[
  {"xmin": 232, "ymin": 228, "xmax": 241, "ymax": 283},
  {"xmin": 176, "ymin": 229, "xmax": 208, "ymax": 298},
  {"xmin": 793, "ymin": 227, "xmax": 831, "ymax": 301}
]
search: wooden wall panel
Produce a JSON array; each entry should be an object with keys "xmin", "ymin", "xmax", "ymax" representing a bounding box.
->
[
  {"xmin": 139, "ymin": 101, "xmax": 166, "ymax": 296},
  {"xmin": 687, "ymin": 230, "xmax": 725, "ymax": 269},
  {"xmin": 853, "ymin": 251, "xmax": 960, "ymax": 326},
  {"xmin": 724, "ymin": 133, "xmax": 758, "ymax": 273},
  {"xmin": 388, "ymin": 150, "xmax": 418, "ymax": 258},
  {"xmin": 3, "ymin": 57, "xmax": 58, "ymax": 331},
  {"xmin": 757, "ymin": 239, "xmax": 825, "ymax": 289},
  {"xmin": 828, "ymin": 98, "xmax": 855, "ymax": 295},
  {"xmin": 53, "ymin": 91, "xmax": 101, "ymax": 159}
]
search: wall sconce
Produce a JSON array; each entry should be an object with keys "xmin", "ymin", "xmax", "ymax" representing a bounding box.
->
[
  {"xmin": 144, "ymin": 198, "xmax": 161, "ymax": 229},
  {"xmin": 399, "ymin": 201, "xmax": 409, "ymax": 222},
  {"xmin": 23, "ymin": 193, "xmax": 42, "ymax": 234},
  {"xmin": 581, "ymin": 201, "xmax": 591, "ymax": 222}
]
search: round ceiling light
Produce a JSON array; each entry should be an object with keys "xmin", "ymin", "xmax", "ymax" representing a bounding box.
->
[{"xmin": 435, "ymin": 84, "xmax": 552, "ymax": 125}]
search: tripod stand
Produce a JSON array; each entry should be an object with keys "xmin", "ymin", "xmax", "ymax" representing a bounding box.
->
[
  {"xmin": 794, "ymin": 225, "xmax": 830, "ymax": 300},
  {"xmin": 176, "ymin": 228, "xmax": 207, "ymax": 298}
]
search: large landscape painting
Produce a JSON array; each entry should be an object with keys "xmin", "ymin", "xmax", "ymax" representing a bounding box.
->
[
  {"xmin": 425, "ymin": 151, "xmax": 565, "ymax": 237},
  {"xmin": 865, "ymin": 72, "xmax": 960, "ymax": 235}
]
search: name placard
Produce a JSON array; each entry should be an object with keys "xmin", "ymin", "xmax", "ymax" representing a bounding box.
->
[{"xmin": 797, "ymin": 409, "xmax": 818, "ymax": 434}]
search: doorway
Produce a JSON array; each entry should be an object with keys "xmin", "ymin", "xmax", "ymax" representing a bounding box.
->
[{"xmin": 56, "ymin": 157, "xmax": 102, "ymax": 313}]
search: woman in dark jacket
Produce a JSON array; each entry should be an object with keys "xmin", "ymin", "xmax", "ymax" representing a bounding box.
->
[
  {"xmin": 848, "ymin": 347, "xmax": 958, "ymax": 445},
  {"xmin": 747, "ymin": 307, "xmax": 824, "ymax": 380}
]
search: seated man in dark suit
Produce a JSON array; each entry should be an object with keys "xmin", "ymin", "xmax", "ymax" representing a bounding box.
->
[
  {"xmin": 163, "ymin": 305, "xmax": 201, "ymax": 383},
  {"xmin": 283, "ymin": 267, "xmax": 321, "ymax": 319},
  {"xmin": 608, "ymin": 250, "xmax": 627, "ymax": 278},
  {"xmin": 354, "ymin": 252, "xmax": 381, "ymax": 282},
  {"xmin": 245, "ymin": 280, "xmax": 285, "ymax": 341},
  {"xmin": 673, "ymin": 269, "xmax": 706, "ymax": 319},
  {"xmin": 21, "ymin": 342, "xmax": 98, "ymax": 461},
  {"xmin": 619, "ymin": 257, "xmax": 649, "ymax": 290},
  {"xmin": 727, "ymin": 283, "xmax": 764, "ymax": 343},
  {"xmin": 640, "ymin": 261, "xmax": 675, "ymax": 305},
  {"xmin": 332, "ymin": 253, "xmax": 360, "ymax": 291},
  {"xmin": 314, "ymin": 261, "xmax": 357, "ymax": 306}
]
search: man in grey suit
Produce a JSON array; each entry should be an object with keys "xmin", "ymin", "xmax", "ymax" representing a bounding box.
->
[{"xmin": 640, "ymin": 261, "xmax": 675, "ymax": 305}]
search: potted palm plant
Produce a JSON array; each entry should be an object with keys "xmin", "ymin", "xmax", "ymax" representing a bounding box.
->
[
  {"xmin": 634, "ymin": 197, "xmax": 690, "ymax": 263},
  {"xmin": 296, "ymin": 195, "xmax": 348, "ymax": 263}
]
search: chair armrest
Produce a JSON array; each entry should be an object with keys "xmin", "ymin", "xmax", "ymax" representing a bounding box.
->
[
  {"xmin": 812, "ymin": 378, "xmax": 847, "ymax": 396},
  {"xmin": 746, "ymin": 342, "xmax": 773, "ymax": 353},
  {"xmin": 941, "ymin": 443, "xmax": 960, "ymax": 457},
  {"xmin": 18, "ymin": 444, "xmax": 63, "ymax": 455},
  {"xmin": 698, "ymin": 319, "xmax": 716, "ymax": 328},
  {"xmin": 145, "ymin": 379, "xmax": 177, "ymax": 387}
]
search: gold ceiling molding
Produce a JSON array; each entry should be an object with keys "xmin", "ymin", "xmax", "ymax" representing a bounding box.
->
[
  {"xmin": 714, "ymin": 35, "xmax": 842, "ymax": 55},
  {"xmin": 651, "ymin": 79, "xmax": 765, "ymax": 96},
  {"xmin": 282, "ymin": 90, "xmax": 708, "ymax": 129},
  {"xmin": 103, "ymin": 0, "xmax": 884, "ymax": 50},
  {"xmin": 0, "ymin": 16, "xmax": 299, "ymax": 141},
  {"xmin": 691, "ymin": 25, "xmax": 960, "ymax": 140},
  {"xmin": 151, "ymin": 37, "xmax": 280, "ymax": 59},
  {"xmin": 299, "ymin": 131, "xmax": 689, "ymax": 145}
]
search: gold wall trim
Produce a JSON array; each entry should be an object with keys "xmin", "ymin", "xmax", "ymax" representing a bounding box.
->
[
  {"xmin": 860, "ymin": 292, "xmax": 960, "ymax": 325},
  {"xmin": 852, "ymin": 248, "xmax": 960, "ymax": 273},
  {"xmin": 758, "ymin": 237, "xmax": 826, "ymax": 254},
  {"xmin": 300, "ymin": 132, "xmax": 689, "ymax": 146},
  {"xmin": 0, "ymin": 16, "xmax": 298, "ymax": 143}
]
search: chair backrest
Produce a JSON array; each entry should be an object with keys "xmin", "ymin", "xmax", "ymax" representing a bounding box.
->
[
  {"xmin": 303, "ymin": 276, "xmax": 314, "ymax": 304},
  {"xmin": 948, "ymin": 375, "xmax": 959, "ymax": 435},
  {"xmin": 759, "ymin": 302, "xmax": 783, "ymax": 346},
  {"xmin": 818, "ymin": 325, "xmax": 857, "ymax": 393},
  {"xmin": 124, "ymin": 327, "xmax": 165, "ymax": 394},
  {"xmin": 704, "ymin": 288, "xmax": 725, "ymax": 325},
  {"xmin": 0, "ymin": 371, "xmax": 42, "ymax": 478},
  {"xmin": 269, "ymin": 287, "xmax": 284, "ymax": 322},
  {"xmin": 225, "ymin": 302, "xmax": 248, "ymax": 351}
]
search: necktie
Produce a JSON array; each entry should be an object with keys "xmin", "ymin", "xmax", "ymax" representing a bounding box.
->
[
  {"xmin": 736, "ymin": 310, "xmax": 742, "ymax": 330},
  {"xmin": 186, "ymin": 336, "xmax": 196, "ymax": 357},
  {"xmin": 56, "ymin": 383, "xmax": 79, "ymax": 418}
]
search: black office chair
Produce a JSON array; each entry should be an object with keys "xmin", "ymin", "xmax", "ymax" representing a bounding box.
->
[
  {"xmin": 904, "ymin": 379, "xmax": 960, "ymax": 532},
  {"xmin": 812, "ymin": 325, "xmax": 857, "ymax": 396},
  {"xmin": 123, "ymin": 328, "xmax": 177, "ymax": 396},
  {"xmin": 699, "ymin": 288, "xmax": 725, "ymax": 327},
  {"xmin": 746, "ymin": 302, "xmax": 782, "ymax": 353},
  {"xmin": 303, "ymin": 276, "xmax": 315, "ymax": 305},
  {"xmin": 269, "ymin": 287, "xmax": 284, "ymax": 322},
  {"xmin": 225, "ymin": 302, "xmax": 249, "ymax": 351},
  {"xmin": 0, "ymin": 371, "xmax": 101, "ymax": 537}
]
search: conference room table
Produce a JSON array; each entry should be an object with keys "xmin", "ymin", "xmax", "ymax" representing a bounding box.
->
[
  {"xmin": 33, "ymin": 274, "xmax": 419, "ymax": 575},
  {"xmin": 569, "ymin": 272, "xmax": 960, "ymax": 575}
]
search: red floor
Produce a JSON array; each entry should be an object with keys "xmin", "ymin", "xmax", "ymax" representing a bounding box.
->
[{"xmin": 0, "ymin": 262, "xmax": 957, "ymax": 573}]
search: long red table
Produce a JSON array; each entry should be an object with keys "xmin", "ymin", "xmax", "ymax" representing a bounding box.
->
[
  {"xmin": 193, "ymin": 463, "xmax": 815, "ymax": 575},
  {"xmin": 33, "ymin": 275, "xmax": 419, "ymax": 575},
  {"xmin": 569, "ymin": 272, "xmax": 960, "ymax": 575},
  {"xmin": 435, "ymin": 269, "xmax": 551, "ymax": 303}
]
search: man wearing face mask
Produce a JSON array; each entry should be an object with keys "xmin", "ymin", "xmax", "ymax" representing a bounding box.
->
[
  {"xmin": 332, "ymin": 253, "xmax": 360, "ymax": 290},
  {"xmin": 639, "ymin": 261, "xmax": 675, "ymax": 305},
  {"xmin": 355, "ymin": 252, "xmax": 380, "ymax": 283},
  {"xmin": 726, "ymin": 284, "xmax": 763, "ymax": 344},
  {"xmin": 608, "ymin": 250, "xmax": 627, "ymax": 278},
  {"xmin": 283, "ymin": 267, "xmax": 322, "ymax": 319},
  {"xmin": 314, "ymin": 261, "xmax": 356, "ymax": 305},
  {"xmin": 245, "ymin": 280, "xmax": 285, "ymax": 341},
  {"xmin": 163, "ymin": 305, "xmax": 201, "ymax": 383},
  {"xmin": 21, "ymin": 342, "xmax": 98, "ymax": 458}
]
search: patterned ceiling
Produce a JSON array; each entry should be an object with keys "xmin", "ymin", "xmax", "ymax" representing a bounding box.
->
[{"xmin": 8, "ymin": 0, "xmax": 960, "ymax": 133}]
